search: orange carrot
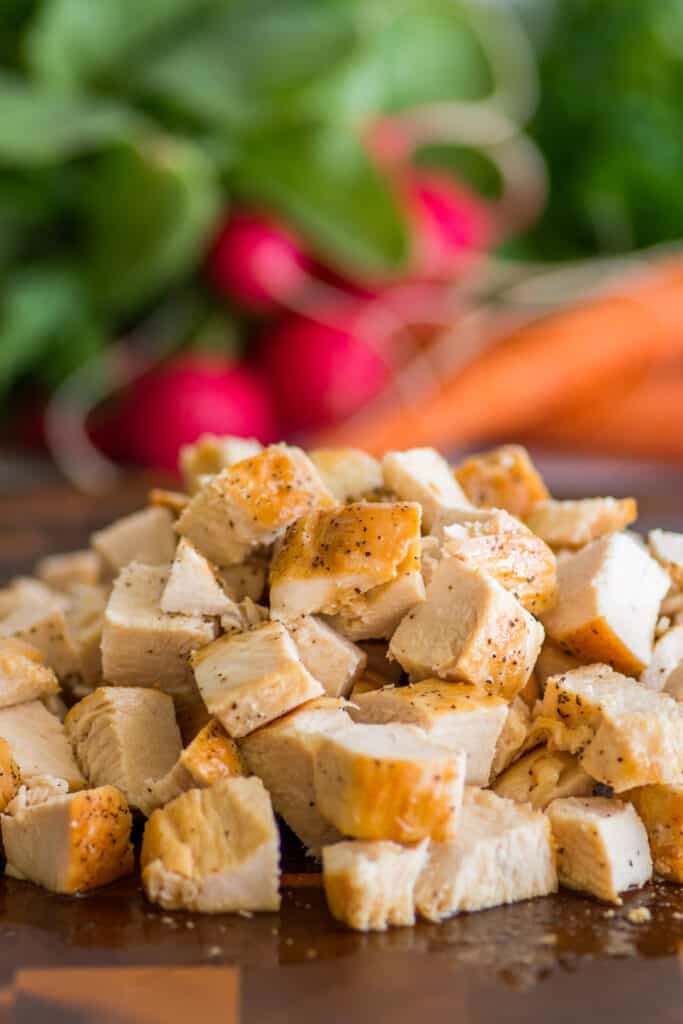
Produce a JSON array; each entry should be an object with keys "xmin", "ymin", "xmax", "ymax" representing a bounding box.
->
[
  {"xmin": 313, "ymin": 260, "xmax": 683, "ymax": 456},
  {"xmin": 527, "ymin": 370, "xmax": 683, "ymax": 461}
]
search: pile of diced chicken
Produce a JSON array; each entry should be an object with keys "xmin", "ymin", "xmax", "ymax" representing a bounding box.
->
[{"xmin": 0, "ymin": 437, "xmax": 682, "ymax": 931}]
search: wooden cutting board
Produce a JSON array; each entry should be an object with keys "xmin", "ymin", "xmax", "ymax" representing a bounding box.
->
[{"xmin": 0, "ymin": 468, "xmax": 681, "ymax": 1023}]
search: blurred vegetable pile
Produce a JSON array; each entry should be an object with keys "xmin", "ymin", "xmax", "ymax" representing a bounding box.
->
[{"xmin": 2, "ymin": 0, "xmax": 683, "ymax": 470}]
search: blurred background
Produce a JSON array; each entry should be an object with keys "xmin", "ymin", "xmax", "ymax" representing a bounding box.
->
[{"xmin": 3, "ymin": 0, "xmax": 683, "ymax": 501}]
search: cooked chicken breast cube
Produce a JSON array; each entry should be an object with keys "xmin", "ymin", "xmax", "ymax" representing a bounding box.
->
[
  {"xmin": 640, "ymin": 625, "xmax": 683, "ymax": 691},
  {"xmin": 101, "ymin": 562, "xmax": 216, "ymax": 708},
  {"xmin": 220, "ymin": 598, "xmax": 269, "ymax": 636},
  {"xmin": 65, "ymin": 687, "xmax": 182, "ymax": 812},
  {"xmin": 327, "ymin": 560, "xmax": 426, "ymax": 641},
  {"xmin": 389, "ymin": 559, "xmax": 544, "ymax": 701},
  {"xmin": 382, "ymin": 447, "xmax": 470, "ymax": 531},
  {"xmin": 148, "ymin": 488, "xmax": 190, "ymax": 517},
  {"xmin": 286, "ymin": 617, "xmax": 366, "ymax": 699},
  {"xmin": 453, "ymin": 444, "xmax": 549, "ymax": 519},
  {"xmin": 525, "ymin": 498, "xmax": 638, "ymax": 549},
  {"xmin": 142, "ymin": 720, "xmax": 244, "ymax": 817},
  {"xmin": 350, "ymin": 681, "xmax": 507, "ymax": 786},
  {"xmin": 191, "ymin": 621, "xmax": 323, "ymax": 739},
  {"xmin": 179, "ymin": 434, "xmax": 263, "ymax": 493},
  {"xmin": 540, "ymin": 532, "xmax": 669, "ymax": 675},
  {"xmin": 66, "ymin": 582, "xmax": 108, "ymax": 687},
  {"xmin": 415, "ymin": 788, "xmax": 557, "ymax": 921},
  {"xmin": 350, "ymin": 671, "xmax": 391, "ymax": 698},
  {"xmin": 217, "ymin": 557, "xmax": 268, "ymax": 603},
  {"xmin": 0, "ymin": 700, "xmax": 84, "ymax": 788},
  {"xmin": 36, "ymin": 549, "xmax": 101, "ymax": 591},
  {"xmin": 536, "ymin": 665, "xmax": 683, "ymax": 791},
  {"xmin": 92, "ymin": 507, "xmax": 176, "ymax": 574},
  {"xmin": 492, "ymin": 748, "xmax": 593, "ymax": 810},
  {"xmin": 314, "ymin": 722, "xmax": 466, "ymax": 844},
  {"xmin": 623, "ymin": 784, "xmax": 683, "ymax": 882},
  {"xmin": 322, "ymin": 838, "xmax": 428, "ymax": 931},
  {"xmin": 664, "ymin": 663, "xmax": 683, "ymax": 701},
  {"xmin": 270, "ymin": 502, "xmax": 421, "ymax": 621},
  {"xmin": 547, "ymin": 797, "xmax": 652, "ymax": 904},
  {"xmin": 141, "ymin": 777, "xmax": 280, "ymax": 913},
  {"xmin": 490, "ymin": 698, "xmax": 532, "ymax": 779},
  {"xmin": 240, "ymin": 697, "xmax": 351, "ymax": 855},
  {"xmin": 0, "ymin": 582, "xmax": 79, "ymax": 679},
  {"xmin": 2, "ymin": 784, "xmax": 134, "ymax": 895},
  {"xmin": 648, "ymin": 528, "xmax": 683, "ymax": 586},
  {"xmin": 534, "ymin": 641, "xmax": 584, "ymax": 690},
  {"xmin": 356, "ymin": 641, "xmax": 405, "ymax": 686},
  {"xmin": 441, "ymin": 508, "xmax": 557, "ymax": 615},
  {"xmin": 177, "ymin": 445, "xmax": 336, "ymax": 567},
  {"xmin": 0, "ymin": 736, "xmax": 21, "ymax": 812},
  {"xmin": 309, "ymin": 448, "xmax": 383, "ymax": 502},
  {"xmin": 0, "ymin": 638, "xmax": 59, "ymax": 708},
  {"xmin": 161, "ymin": 538, "xmax": 236, "ymax": 617}
]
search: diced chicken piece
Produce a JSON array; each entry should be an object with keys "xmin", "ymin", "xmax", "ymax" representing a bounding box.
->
[
  {"xmin": 9, "ymin": 774, "xmax": 68, "ymax": 808},
  {"xmin": 382, "ymin": 447, "xmax": 470, "ymax": 532},
  {"xmin": 0, "ymin": 638, "xmax": 59, "ymax": 708},
  {"xmin": 240, "ymin": 697, "xmax": 351, "ymax": 855},
  {"xmin": 309, "ymin": 448, "xmax": 383, "ymax": 502},
  {"xmin": 664, "ymin": 663, "xmax": 683, "ymax": 701},
  {"xmin": 535, "ymin": 665, "xmax": 683, "ymax": 791},
  {"xmin": 441, "ymin": 508, "xmax": 557, "ymax": 615},
  {"xmin": 270, "ymin": 502, "xmax": 422, "ymax": 620},
  {"xmin": 349, "ymin": 671, "xmax": 390, "ymax": 698},
  {"xmin": 220, "ymin": 598, "xmax": 269, "ymax": 636},
  {"xmin": 540, "ymin": 532, "xmax": 669, "ymax": 675},
  {"xmin": 660, "ymin": 588, "xmax": 683, "ymax": 618},
  {"xmin": 623, "ymin": 784, "xmax": 683, "ymax": 882},
  {"xmin": 327, "ymin": 560, "xmax": 426, "ymax": 641},
  {"xmin": 2, "ymin": 785, "xmax": 134, "ymax": 894},
  {"xmin": 43, "ymin": 694, "xmax": 68, "ymax": 721},
  {"xmin": 490, "ymin": 698, "xmax": 532, "ymax": 779},
  {"xmin": 649, "ymin": 528, "xmax": 683, "ymax": 586},
  {"xmin": 492, "ymin": 748, "xmax": 593, "ymax": 810},
  {"xmin": 453, "ymin": 444, "xmax": 549, "ymax": 519},
  {"xmin": 191, "ymin": 621, "xmax": 323, "ymax": 739},
  {"xmin": 0, "ymin": 737, "xmax": 21, "ymax": 812},
  {"xmin": 415, "ymin": 788, "xmax": 557, "ymax": 921},
  {"xmin": 350, "ymin": 681, "xmax": 507, "ymax": 787},
  {"xmin": 0, "ymin": 700, "xmax": 84, "ymax": 788},
  {"xmin": 177, "ymin": 445, "xmax": 336, "ymax": 567},
  {"xmin": 142, "ymin": 720, "xmax": 244, "ymax": 817},
  {"xmin": 66, "ymin": 582, "xmax": 108, "ymax": 686},
  {"xmin": 389, "ymin": 559, "xmax": 543, "ymax": 701},
  {"xmin": 217, "ymin": 557, "xmax": 267, "ymax": 603},
  {"xmin": 179, "ymin": 434, "xmax": 263, "ymax": 493},
  {"xmin": 148, "ymin": 488, "xmax": 190, "ymax": 517},
  {"xmin": 65, "ymin": 687, "xmax": 182, "ymax": 811},
  {"xmin": 640, "ymin": 625, "xmax": 683, "ymax": 691},
  {"xmin": 91, "ymin": 507, "xmax": 176, "ymax": 574},
  {"xmin": 419, "ymin": 535, "xmax": 442, "ymax": 587},
  {"xmin": 314, "ymin": 722, "xmax": 466, "ymax": 844},
  {"xmin": 534, "ymin": 641, "xmax": 584, "ymax": 690},
  {"xmin": 286, "ymin": 617, "xmax": 366, "ymax": 699},
  {"xmin": 356, "ymin": 642, "xmax": 405, "ymax": 686},
  {"xmin": 101, "ymin": 562, "xmax": 216, "ymax": 709},
  {"xmin": 161, "ymin": 538, "xmax": 236, "ymax": 617},
  {"xmin": 36, "ymin": 549, "xmax": 101, "ymax": 591},
  {"xmin": 0, "ymin": 581, "xmax": 79, "ymax": 678},
  {"xmin": 525, "ymin": 498, "xmax": 637, "ymax": 550},
  {"xmin": 546, "ymin": 797, "xmax": 652, "ymax": 904},
  {"xmin": 323, "ymin": 839, "xmax": 428, "ymax": 932},
  {"xmin": 140, "ymin": 777, "xmax": 280, "ymax": 913}
]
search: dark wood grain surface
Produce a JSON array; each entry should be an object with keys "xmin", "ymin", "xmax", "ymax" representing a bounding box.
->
[{"xmin": 1, "ymin": 459, "xmax": 682, "ymax": 1023}]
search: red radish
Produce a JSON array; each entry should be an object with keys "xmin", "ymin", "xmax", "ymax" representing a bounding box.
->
[
  {"xmin": 208, "ymin": 210, "xmax": 311, "ymax": 312},
  {"xmin": 405, "ymin": 171, "xmax": 492, "ymax": 279},
  {"xmin": 116, "ymin": 355, "xmax": 277, "ymax": 472},
  {"xmin": 259, "ymin": 309, "xmax": 390, "ymax": 435}
]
